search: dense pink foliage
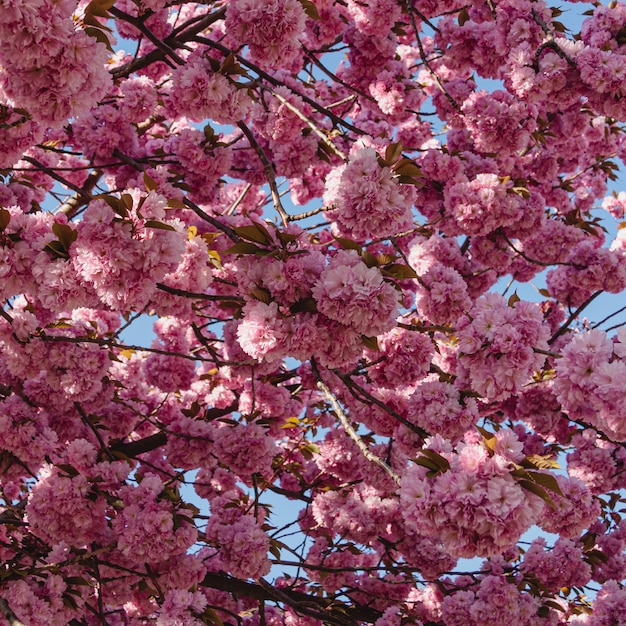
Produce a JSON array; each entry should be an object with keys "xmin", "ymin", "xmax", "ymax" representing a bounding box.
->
[{"xmin": 0, "ymin": 0, "xmax": 626, "ymax": 625}]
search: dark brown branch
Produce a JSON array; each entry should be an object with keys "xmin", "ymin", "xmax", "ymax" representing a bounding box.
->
[
  {"xmin": 109, "ymin": 432, "xmax": 168, "ymax": 458},
  {"xmin": 156, "ymin": 282, "xmax": 244, "ymax": 303},
  {"xmin": 109, "ymin": 7, "xmax": 186, "ymax": 66},
  {"xmin": 111, "ymin": 9, "xmax": 227, "ymax": 80},
  {"xmin": 192, "ymin": 36, "xmax": 366, "ymax": 136},
  {"xmin": 22, "ymin": 157, "xmax": 93, "ymax": 200},
  {"xmin": 236, "ymin": 121, "xmax": 290, "ymax": 225},
  {"xmin": 0, "ymin": 597, "xmax": 26, "ymax": 626},
  {"xmin": 59, "ymin": 168, "xmax": 104, "ymax": 219},
  {"xmin": 332, "ymin": 369, "xmax": 429, "ymax": 439},
  {"xmin": 548, "ymin": 290, "xmax": 603, "ymax": 345},
  {"xmin": 201, "ymin": 572, "xmax": 382, "ymax": 626},
  {"xmin": 182, "ymin": 197, "xmax": 242, "ymax": 243}
]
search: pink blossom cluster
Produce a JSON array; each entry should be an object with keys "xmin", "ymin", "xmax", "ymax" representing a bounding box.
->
[
  {"xmin": 1, "ymin": 0, "xmax": 626, "ymax": 622},
  {"xmin": 225, "ymin": 0, "xmax": 307, "ymax": 70},
  {"xmin": 71, "ymin": 188, "xmax": 186, "ymax": 311},
  {"xmin": 235, "ymin": 248, "xmax": 399, "ymax": 367},
  {"xmin": 0, "ymin": 0, "xmax": 111, "ymax": 125},
  {"xmin": 443, "ymin": 174, "xmax": 525, "ymax": 237},
  {"xmin": 112, "ymin": 474, "xmax": 197, "ymax": 561},
  {"xmin": 547, "ymin": 240, "xmax": 626, "ymax": 307},
  {"xmin": 169, "ymin": 55, "xmax": 252, "ymax": 124},
  {"xmin": 521, "ymin": 537, "xmax": 592, "ymax": 592},
  {"xmin": 0, "ymin": 105, "xmax": 43, "ymax": 168},
  {"xmin": 323, "ymin": 148, "xmax": 415, "ymax": 241},
  {"xmin": 456, "ymin": 294, "xmax": 550, "ymax": 401},
  {"xmin": 407, "ymin": 379, "xmax": 479, "ymax": 443},
  {"xmin": 555, "ymin": 328, "xmax": 626, "ymax": 441},
  {"xmin": 440, "ymin": 575, "xmax": 540, "ymax": 626},
  {"xmin": 459, "ymin": 90, "xmax": 536, "ymax": 155},
  {"xmin": 312, "ymin": 250, "xmax": 399, "ymax": 336},
  {"xmin": 399, "ymin": 432, "xmax": 545, "ymax": 558}
]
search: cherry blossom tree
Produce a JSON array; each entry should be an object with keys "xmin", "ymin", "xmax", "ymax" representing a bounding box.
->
[{"xmin": 2, "ymin": 0, "xmax": 626, "ymax": 624}]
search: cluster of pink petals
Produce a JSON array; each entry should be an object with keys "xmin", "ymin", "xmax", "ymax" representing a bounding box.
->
[
  {"xmin": 323, "ymin": 148, "xmax": 415, "ymax": 241},
  {"xmin": 399, "ymin": 432, "xmax": 544, "ymax": 559},
  {"xmin": 456, "ymin": 294, "xmax": 550, "ymax": 401},
  {"xmin": 312, "ymin": 250, "xmax": 399, "ymax": 336}
]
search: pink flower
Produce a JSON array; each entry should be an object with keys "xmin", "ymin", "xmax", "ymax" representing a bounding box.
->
[
  {"xmin": 312, "ymin": 250, "xmax": 399, "ymax": 336},
  {"xmin": 323, "ymin": 148, "xmax": 414, "ymax": 241}
]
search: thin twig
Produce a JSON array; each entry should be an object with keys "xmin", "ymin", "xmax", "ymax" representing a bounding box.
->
[
  {"xmin": 0, "ymin": 597, "xmax": 26, "ymax": 626},
  {"xmin": 332, "ymin": 369, "xmax": 429, "ymax": 438},
  {"xmin": 236, "ymin": 121, "xmax": 289, "ymax": 226},
  {"xmin": 548, "ymin": 290, "xmax": 603, "ymax": 345},
  {"xmin": 111, "ymin": 9, "xmax": 227, "ymax": 79},
  {"xmin": 224, "ymin": 182, "xmax": 252, "ymax": 216},
  {"xmin": 268, "ymin": 88, "xmax": 347, "ymax": 161},
  {"xmin": 22, "ymin": 157, "xmax": 92, "ymax": 199},
  {"xmin": 592, "ymin": 304, "xmax": 626, "ymax": 329},
  {"xmin": 109, "ymin": 7, "xmax": 186, "ymax": 66},
  {"xmin": 156, "ymin": 282, "xmax": 244, "ymax": 303},
  {"xmin": 183, "ymin": 197, "xmax": 242, "ymax": 242},
  {"xmin": 58, "ymin": 168, "xmax": 103, "ymax": 219},
  {"xmin": 314, "ymin": 371, "xmax": 401, "ymax": 484},
  {"xmin": 407, "ymin": 2, "xmax": 460, "ymax": 112},
  {"xmin": 192, "ymin": 36, "xmax": 367, "ymax": 136},
  {"xmin": 287, "ymin": 207, "xmax": 324, "ymax": 222}
]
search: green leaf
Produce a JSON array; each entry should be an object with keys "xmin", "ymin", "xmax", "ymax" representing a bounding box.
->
[
  {"xmin": 120, "ymin": 193, "xmax": 134, "ymax": 212},
  {"xmin": 476, "ymin": 425, "xmax": 497, "ymax": 453},
  {"xmin": 525, "ymin": 470, "xmax": 564, "ymax": 497},
  {"xmin": 281, "ymin": 417, "xmax": 301, "ymax": 429},
  {"xmin": 296, "ymin": 0, "xmax": 320, "ymax": 19},
  {"xmin": 0, "ymin": 207, "xmax": 9, "ymax": 231},
  {"xmin": 421, "ymin": 449, "xmax": 451, "ymax": 470},
  {"xmin": 511, "ymin": 186, "xmax": 531, "ymax": 198},
  {"xmin": 44, "ymin": 240, "xmax": 69, "ymax": 259},
  {"xmin": 99, "ymin": 194, "xmax": 128, "ymax": 218},
  {"xmin": 301, "ymin": 442, "xmax": 320, "ymax": 459},
  {"xmin": 64, "ymin": 576, "xmax": 92, "ymax": 586},
  {"xmin": 414, "ymin": 449, "xmax": 450, "ymax": 476},
  {"xmin": 543, "ymin": 600, "xmax": 566, "ymax": 613},
  {"xmin": 83, "ymin": 26, "xmax": 114, "ymax": 52},
  {"xmin": 85, "ymin": 0, "xmax": 116, "ymax": 17},
  {"xmin": 377, "ymin": 253, "xmax": 397, "ymax": 265},
  {"xmin": 203, "ymin": 607, "xmax": 226, "ymax": 626},
  {"xmin": 333, "ymin": 236, "xmax": 361, "ymax": 252},
  {"xmin": 381, "ymin": 264, "xmax": 418, "ymax": 280},
  {"xmin": 52, "ymin": 222, "xmax": 78, "ymax": 250},
  {"xmin": 507, "ymin": 291, "xmax": 520, "ymax": 307},
  {"xmin": 233, "ymin": 223, "xmax": 272, "ymax": 245},
  {"xmin": 224, "ymin": 241, "xmax": 269, "ymax": 256},
  {"xmin": 249, "ymin": 287, "xmax": 272, "ymax": 304},
  {"xmin": 167, "ymin": 198, "xmax": 186, "ymax": 209},
  {"xmin": 393, "ymin": 158, "xmax": 423, "ymax": 177},
  {"xmin": 144, "ymin": 220, "xmax": 177, "ymax": 231},
  {"xmin": 62, "ymin": 593, "xmax": 79, "ymax": 610},
  {"xmin": 397, "ymin": 175, "xmax": 424, "ymax": 186},
  {"xmin": 276, "ymin": 230, "xmax": 300, "ymax": 247},
  {"xmin": 57, "ymin": 464, "xmax": 79, "ymax": 477},
  {"xmin": 361, "ymin": 250, "xmax": 379, "ymax": 268},
  {"xmin": 517, "ymin": 478, "xmax": 556, "ymax": 509},
  {"xmin": 521, "ymin": 454, "xmax": 560, "ymax": 470},
  {"xmin": 289, "ymin": 297, "xmax": 318, "ymax": 314},
  {"xmin": 384, "ymin": 141, "xmax": 403, "ymax": 165},
  {"xmin": 143, "ymin": 171, "xmax": 158, "ymax": 192},
  {"xmin": 220, "ymin": 53, "xmax": 248, "ymax": 77},
  {"xmin": 361, "ymin": 335, "xmax": 379, "ymax": 351}
]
